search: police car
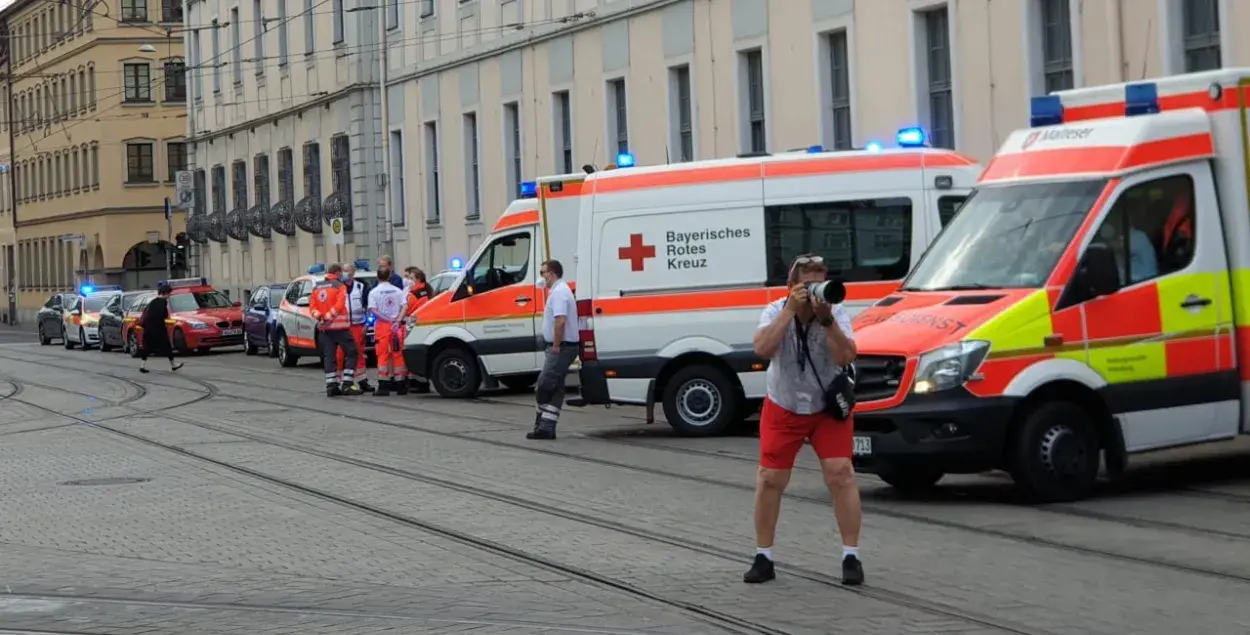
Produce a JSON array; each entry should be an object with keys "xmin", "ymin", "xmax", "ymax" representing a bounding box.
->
[
  {"xmin": 63, "ymin": 284, "xmax": 124, "ymax": 350},
  {"xmin": 273, "ymin": 260, "xmax": 378, "ymax": 368}
]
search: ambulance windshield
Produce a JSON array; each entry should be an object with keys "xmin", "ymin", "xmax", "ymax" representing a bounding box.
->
[{"xmin": 902, "ymin": 179, "xmax": 1107, "ymax": 291}]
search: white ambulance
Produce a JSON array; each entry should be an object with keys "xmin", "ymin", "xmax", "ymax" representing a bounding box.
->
[
  {"xmin": 569, "ymin": 135, "xmax": 983, "ymax": 435},
  {"xmin": 840, "ymin": 69, "xmax": 1250, "ymax": 501},
  {"xmin": 403, "ymin": 173, "xmax": 587, "ymax": 398}
]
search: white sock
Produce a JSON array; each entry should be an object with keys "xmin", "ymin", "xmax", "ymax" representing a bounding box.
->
[
  {"xmin": 755, "ymin": 547, "xmax": 773, "ymax": 561},
  {"xmin": 843, "ymin": 545, "xmax": 859, "ymax": 559}
]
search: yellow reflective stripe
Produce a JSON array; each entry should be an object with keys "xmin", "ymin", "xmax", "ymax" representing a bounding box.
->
[
  {"xmin": 966, "ymin": 290, "xmax": 1054, "ymax": 357},
  {"xmin": 1087, "ymin": 341, "xmax": 1166, "ymax": 383},
  {"xmin": 1228, "ymin": 269, "xmax": 1250, "ymax": 327},
  {"xmin": 1157, "ymin": 272, "xmax": 1216, "ymax": 333}
]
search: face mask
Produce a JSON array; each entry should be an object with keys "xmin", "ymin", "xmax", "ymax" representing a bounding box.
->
[{"xmin": 535, "ymin": 278, "xmax": 547, "ymax": 289}]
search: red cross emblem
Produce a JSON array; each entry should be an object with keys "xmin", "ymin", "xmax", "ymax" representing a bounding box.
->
[{"xmin": 618, "ymin": 233, "xmax": 656, "ymax": 272}]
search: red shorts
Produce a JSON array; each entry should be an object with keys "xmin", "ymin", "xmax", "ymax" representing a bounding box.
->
[{"xmin": 758, "ymin": 397, "xmax": 853, "ymax": 469}]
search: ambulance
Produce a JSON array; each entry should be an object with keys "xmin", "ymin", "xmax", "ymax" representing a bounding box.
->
[
  {"xmin": 569, "ymin": 138, "xmax": 983, "ymax": 436},
  {"xmin": 404, "ymin": 173, "xmax": 587, "ymax": 398},
  {"xmin": 844, "ymin": 68, "xmax": 1250, "ymax": 503},
  {"xmin": 273, "ymin": 260, "xmax": 377, "ymax": 368}
]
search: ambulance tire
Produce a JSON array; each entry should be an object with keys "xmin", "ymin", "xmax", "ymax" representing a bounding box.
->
[
  {"xmin": 662, "ymin": 365, "xmax": 739, "ymax": 437},
  {"xmin": 431, "ymin": 347, "xmax": 481, "ymax": 399},
  {"xmin": 1013, "ymin": 401, "xmax": 1100, "ymax": 503},
  {"xmin": 277, "ymin": 332, "xmax": 300, "ymax": 367}
]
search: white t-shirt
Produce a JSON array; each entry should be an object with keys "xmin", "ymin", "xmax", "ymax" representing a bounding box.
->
[
  {"xmin": 344, "ymin": 278, "xmax": 367, "ymax": 325},
  {"xmin": 756, "ymin": 299, "xmax": 855, "ymax": 414},
  {"xmin": 541, "ymin": 280, "xmax": 579, "ymax": 344},
  {"xmin": 367, "ymin": 282, "xmax": 408, "ymax": 323}
]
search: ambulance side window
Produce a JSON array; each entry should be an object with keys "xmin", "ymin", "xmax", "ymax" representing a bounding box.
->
[
  {"xmin": 1088, "ymin": 174, "xmax": 1196, "ymax": 288},
  {"xmin": 284, "ymin": 281, "xmax": 303, "ymax": 305},
  {"xmin": 938, "ymin": 195, "xmax": 967, "ymax": 227},
  {"xmin": 763, "ymin": 197, "xmax": 913, "ymax": 284},
  {"xmin": 468, "ymin": 232, "xmax": 531, "ymax": 293}
]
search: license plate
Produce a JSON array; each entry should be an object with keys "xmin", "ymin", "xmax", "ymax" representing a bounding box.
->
[
  {"xmin": 852, "ymin": 436, "xmax": 872, "ymax": 456},
  {"xmin": 221, "ymin": 328, "xmax": 243, "ymax": 336}
]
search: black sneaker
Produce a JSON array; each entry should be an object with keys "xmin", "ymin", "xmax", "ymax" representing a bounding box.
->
[
  {"xmin": 841, "ymin": 555, "xmax": 864, "ymax": 586},
  {"xmin": 395, "ymin": 380, "xmax": 409, "ymax": 396},
  {"xmin": 374, "ymin": 380, "xmax": 391, "ymax": 397},
  {"xmin": 526, "ymin": 427, "xmax": 556, "ymax": 440},
  {"xmin": 326, "ymin": 384, "xmax": 343, "ymax": 397},
  {"xmin": 358, "ymin": 379, "xmax": 375, "ymax": 393},
  {"xmin": 743, "ymin": 554, "xmax": 775, "ymax": 584}
]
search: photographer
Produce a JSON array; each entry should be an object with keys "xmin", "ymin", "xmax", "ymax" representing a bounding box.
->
[{"xmin": 745, "ymin": 254, "xmax": 864, "ymax": 586}]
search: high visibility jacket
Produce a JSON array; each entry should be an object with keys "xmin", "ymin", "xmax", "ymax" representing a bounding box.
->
[
  {"xmin": 368, "ymin": 281, "xmax": 408, "ymax": 323},
  {"xmin": 405, "ymin": 282, "xmax": 432, "ymax": 318},
  {"xmin": 310, "ymin": 275, "xmax": 351, "ymax": 331},
  {"xmin": 344, "ymin": 278, "xmax": 367, "ymax": 325}
]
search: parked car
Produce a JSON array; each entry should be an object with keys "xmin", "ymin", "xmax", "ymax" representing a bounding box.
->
[
  {"xmin": 98, "ymin": 290, "xmax": 155, "ymax": 352},
  {"xmin": 62, "ymin": 286, "xmax": 124, "ymax": 350},
  {"xmin": 122, "ymin": 292, "xmax": 157, "ymax": 357},
  {"xmin": 273, "ymin": 261, "xmax": 378, "ymax": 368},
  {"xmin": 427, "ymin": 269, "xmax": 460, "ymax": 297},
  {"xmin": 243, "ymin": 283, "xmax": 289, "ymax": 357},
  {"xmin": 124, "ymin": 278, "xmax": 244, "ymax": 356},
  {"xmin": 36, "ymin": 291, "xmax": 76, "ymax": 345}
]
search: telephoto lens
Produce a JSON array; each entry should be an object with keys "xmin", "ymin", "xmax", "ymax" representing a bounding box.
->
[{"xmin": 805, "ymin": 280, "xmax": 847, "ymax": 304}]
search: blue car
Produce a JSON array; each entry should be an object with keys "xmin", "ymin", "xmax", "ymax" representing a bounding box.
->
[{"xmin": 243, "ymin": 284, "xmax": 289, "ymax": 357}]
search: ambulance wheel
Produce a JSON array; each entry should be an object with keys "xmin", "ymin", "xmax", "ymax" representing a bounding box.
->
[
  {"xmin": 874, "ymin": 463, "xmax": 944, "ymax": 493},
  {"xmin": 1012, "ymin": 401, "xmax": 1100, "ymax": 503},
  {"xmin": 662, "ymin": 365, "xmax": 739, "ymax": 437},
  {"xmin": 277, "ymin": 332, "xmax": 299, "ymax": 367},
  {"xmin": 431, "ymin": 347, "xmax": 480, "ymax": 399},
  {"xmin": 499, "ymin": 373, "xmax": 539, "ymax": 392}
]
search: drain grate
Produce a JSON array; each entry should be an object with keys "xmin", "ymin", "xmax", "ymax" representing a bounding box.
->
[{"xmin": 58, "ymin": 477, "xmax": 151, "ymax": 486}]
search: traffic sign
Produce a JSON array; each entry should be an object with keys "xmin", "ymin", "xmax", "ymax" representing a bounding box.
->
[
  {"xmin": 174, "ymin": 170, "xmax": 194, "ymax": 210},
  {"xmin": 328, "ymin": 217, "xmax": 344, "ymax": 246}
]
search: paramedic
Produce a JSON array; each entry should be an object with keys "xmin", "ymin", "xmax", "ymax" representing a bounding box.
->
[
  {"xmin": 402, "ymin": 266, "xmax": 433, "ymax": 394},
  {"xmin": 747, "ymin": 254, "xmax": 864, "ymax": 586},
  {"xmin": 368, "ymin": 264, "xmax": 409, "ymax": 396},
  {"xmin": 527, "ymin": 259, "xmax": 579, "ymax": 441},
  {"xmin": 310, "ymin": 263, "xmax": 361, "ymax": 397},
  {"xmin": 337, "ymin": 262, "xmax": 373, "ymax": 392}
]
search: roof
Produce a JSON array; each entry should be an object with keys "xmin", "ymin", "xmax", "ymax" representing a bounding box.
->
[
  {"xmin": 1052, "ymin": 68, "xmax": 1250, "ymax": 122},
  {"xmin": 584, "ymin": 147, "xmax": 977, "ymax": 194}
]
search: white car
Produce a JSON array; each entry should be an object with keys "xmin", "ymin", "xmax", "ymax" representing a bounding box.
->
[{"xmin": 63, "ymin": 289, "xmax": 123, "ymax": 350}]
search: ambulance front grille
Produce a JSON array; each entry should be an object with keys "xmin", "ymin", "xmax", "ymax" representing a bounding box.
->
[{"xmin": 853, "ymin": 355, "xmax": 906, "ymax": 402}]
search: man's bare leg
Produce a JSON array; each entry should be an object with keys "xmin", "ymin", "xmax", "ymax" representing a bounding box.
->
[
  {"xmin": 745, "ymin": 466, "xmax": 791, "ymax": 583},
  {"xmin": 819, "ymin": 457, "xmax": 864, "ymax": 585}
]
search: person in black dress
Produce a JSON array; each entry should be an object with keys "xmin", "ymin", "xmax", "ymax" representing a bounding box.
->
[{"xmin": 139, "ymin": 282, "xmax": 183, "ymax": 373}]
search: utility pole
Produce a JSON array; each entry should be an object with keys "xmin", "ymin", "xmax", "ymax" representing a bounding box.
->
[
  {"xmin": 377, "ymin": 4, "xmax": 394, "ymax": 259},
  {"xmin": 164, "ymin": 196, "xmax": 173, "ymax": 280}
]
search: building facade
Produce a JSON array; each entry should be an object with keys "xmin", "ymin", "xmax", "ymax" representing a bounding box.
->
[
  {"xmin": 1, "ymin": 0, "xmax": 190, "ymax": 324},
  {"xmin": 197, "ymin": 0, "xmax": 1240, "ymax": 289},
  {"xmin": 185, "ymin": 0, "xmax": 386, "ymax": 300}
]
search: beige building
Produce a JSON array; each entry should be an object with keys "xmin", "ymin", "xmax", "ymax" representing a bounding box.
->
[
  {"xmin": 2, "ymin": 0, "xmax": 189, "ymax": 324},
  {"xmin": 196, "ymin": 0, "xmax": 1241, "ymax": 289}
]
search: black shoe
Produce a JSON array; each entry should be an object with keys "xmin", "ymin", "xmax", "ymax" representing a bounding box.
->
[
  {"xmin": 358, "ymin": 379, "xmax": 374, "ymax": 393},
  {"xmin": 395, "ymin": 380, "xmax": 409, "ymax": 396},
  {"xmin": 375, "ymin": 380, "xmax": 391, "ymax": 397},
  {"xmin": 171, "ymin": 363, "xmax": 183, "ymax": 372},
  {"xmin": 743, "ymin": 554, "xmax": 776, "ymax": 584},
  {"xmin": 841, "ymin": 555, "xmax": 864, "ymax": 586},
  {"xmin": 139, "ymin": 367, "xmax": 150, "ymax": 374},
  {"xmin": 341, "ymin": 382, "xmax": 362, "ymax": 396},
  {"xmin": 326, "ymin": 384, "xmax": 343, "ymax": 397},
  {"xmin": 526, "ymin": 427, "xmax": 556, "ymax": 440}
]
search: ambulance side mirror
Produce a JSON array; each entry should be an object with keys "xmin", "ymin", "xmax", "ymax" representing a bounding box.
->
[
  {"xmin": 295, "ymin": 296, "xmax": 310, "ymax": 307},
  {"xmin": 1074, "ymin": 244, "xmax": 1121, "ymax": 301}
]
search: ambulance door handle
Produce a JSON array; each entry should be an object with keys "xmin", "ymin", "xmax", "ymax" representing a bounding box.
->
[
  {"xmin": 1180, "ymin": 295, "xmax": 1212, "ymax": 309},
  {"xmin": 514, "ymin": 295, "xmax": 532, "ymax": 304}
]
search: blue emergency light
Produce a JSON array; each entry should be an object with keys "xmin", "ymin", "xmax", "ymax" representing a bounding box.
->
[
  {"xmin": 449, "ymin": 257, "xmax": 464, "ymax": 270},
  {"xmin": 161, "ymin": 277, "xmax": 208, "ymax": 289},
  {"xmin": 864, "ymin": 141, "xmax": 882, "ymax": 153},
  {"xmin": 1125, "ymin": 82, "xmax": 1160, "ymax": 116},
  {"xmin": 896, "ymin": 127, "xmax": 927, "ymax": 147},
  {"xmin": 519, "ymin": 181, "xmax": 537, "ymax": 199},
  {"xmin": 82, "ymin": 284, "xmax": 123, "ymax": 294},
  {"xmin": 1029, "ymin": 95, "xmax": 1065, "ymax": 127},
  {"xmin": 80, "ymin": 285, "xmax": 95, "ymax": 294},
  {"xmin": 353, "ymin": 258, "xmax": 370, "ymax": 271},
  {"xmin": 365, "ymin": 314, "xmax": 376, "ymax": 326},
  {"xmin": 807, "ymin": 145, "xmax": 824, "ymax": 153},
  {"xmin": 615, "ymin": 152, "xmax": 635, "ymax": 168},
  {"xmin": 307, "ymin": 264, "xmax": 327, "ymax": 275}
]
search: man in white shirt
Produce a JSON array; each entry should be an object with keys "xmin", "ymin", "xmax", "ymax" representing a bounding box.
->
[
  {"xmin": 336, "ymin": 262, "xmax": 373, "ymax": 392},
  {"xmin": 528, "ymin": 259, "xmax": 579, "ymax": 440}
]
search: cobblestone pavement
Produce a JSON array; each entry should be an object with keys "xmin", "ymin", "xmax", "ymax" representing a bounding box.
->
[{"xmin": 1, "ymin": 342, "xmax": 1250, "ymax": 634}]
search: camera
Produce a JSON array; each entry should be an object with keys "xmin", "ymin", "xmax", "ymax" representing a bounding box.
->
[{"xmin": 805, "ymin": 280, "xmax": 846, "ymax": 305}]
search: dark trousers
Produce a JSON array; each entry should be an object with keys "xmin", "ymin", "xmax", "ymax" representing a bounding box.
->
[
  {"xmin": 534, "ymin": 344, "xmax": 579, "ymax": 431},
  {"xmin": 320, "ymin": 329, "xmax": 358, "ymax": 385}
]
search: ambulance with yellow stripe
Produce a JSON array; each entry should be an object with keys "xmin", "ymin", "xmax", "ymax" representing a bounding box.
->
[
  {"xmin": 404, "ymin": 173, "xmax": 588, "ymax": 398},
  {"xmin": 847, "ymin": 69, "xmax": 1250, "ymax": 503},
  {"xmin": 569, "ymin": 140, "xmax": 983, "ymax": 435}
]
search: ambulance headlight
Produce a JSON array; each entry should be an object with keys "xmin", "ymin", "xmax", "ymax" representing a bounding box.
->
[{"xmin": 912, "ymin": 340, "xmax": 989, "ymax": 394}]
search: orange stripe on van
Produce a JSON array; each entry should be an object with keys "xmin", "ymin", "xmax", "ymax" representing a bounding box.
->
[
  {"xmin": 593, "ymin": 164, "xmax": 762, "ymax": 194},
  {"xmin": 543, "ymin": 181, "xmax": 585, "ymax": 198},
  {"xmin": 980, "ymin": 134, "xmax": 1213, "ymax": 182},
  {"xmin": 592, "ymin": 281, "xmax": 900, "ymax": 317},
  {"xmin": 492, "ymin": 209, "xmax": 539, "ymax": 232},
  {"xmin": 761, "ymin": 152, "xmax": 976, "ymax": 178},
  {"xmin": 1064, "ymin": 86, "xmax": 1247, "ymax": 122}
]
